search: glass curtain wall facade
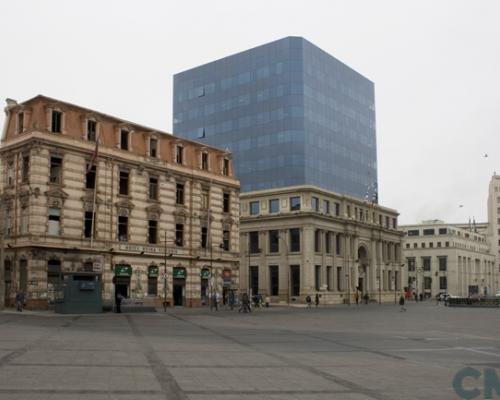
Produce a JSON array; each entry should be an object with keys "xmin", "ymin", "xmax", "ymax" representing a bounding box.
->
[{"xmin": 173, "ymin": 36, "xmax": 377, "ymax": 200}]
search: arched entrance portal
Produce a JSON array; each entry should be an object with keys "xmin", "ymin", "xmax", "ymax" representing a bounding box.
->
[{"xmin": 357, "ymin": 246, "xmax": 369, "ymax": 294}]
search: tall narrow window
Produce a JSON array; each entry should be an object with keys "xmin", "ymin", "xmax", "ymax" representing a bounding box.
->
[
  {"xmin": 51, "ymin": 110, "xmax": 62, "ymax": 133},
  {"xmin": 49, "ymin": 156, "xmax": 62, "ymax": 184},
  {"xmin": 118, "ymin": 216, "xmax": 128, "ymax": 241},
  {"xmin": 222, "ymin": 158, "xmax": 229, "ymax": 176},
  {"xmin": 175, "ymin": 224, "xmax": 184, "ymax": 246},
  {"xmin": 176, "ymin": 183, "xmax": 184, "ymax": 205},
  {"xmin": 87, "ymin": 120, "xmax": 96, "ymax": 142},
  {"xmin": 222, "ymin": 230, "xmax": 230, "ymax": 251},
  {"xmin": 323, "ymin": 199, "xmax": 330, "ymax": 214},
  {"xmin": 269, "ymin": 265, "xmax": 279, "ymax": 296},
  {"xmin": 201, "ymin": 227, "xmax": 208, "ymax": 248},
  {"xmin": 148, "ymin": 220, "xmax": 158, "ymax": 244},
  {"xmin": 269, "ymin": 230, "xmax": 279, "ymax": 253},
  {"xmin": 314, "ymin": 229, "xmax": 321, "ymax": 252},
  {"xmin": 17, "ymin": 112, "xmax": 24, "ymax": 133},
  {"xmin": 119, "ymin": 171, "xmax": 129, "ymax": 195},
  {"xmin": 120, "ymin": 129, "xmax": 129, "ymax": 150},
  {"xmin": 325, "ymin": 232, "xmax": 331, "ymax": 253},
  {"xmin": 48, "ymin": 208, "xmax": 61, "ymax": 235},
  {"xmin": 150, "ymin": 138, "xmax": 158, "ymax": 157},
  {"xmin": 149, "ymin": 177, "xmax": 158, "ymax": 200},
  {"xmin": 249, "ymin": 231, "xmax": 260, "ymax": 253},
  {"xmin": 290, "ymin": 228, "xmax": 300, "ymax": 252},
  {"xmin": 336, "ymin": 234, "xmax": 341, "ymax": 255},
  {"xmin": 148, "ymin": 266, "xmax": 158, "ymax": 296},
  {"xmin": 6, "ymin": 161, "xmax": 14, "ymax": 186},
  {"xmin": 84, "ymin": 211, "xmax": 95, "ymax": 238},
  {"xmin": 315, "ymin": 265, "xmax": 321, "ymax": 291},
  {"xmin": 201, "ymin": 152, "xmax": 209, "ymax": 170},
  {"xmin": 223, "ymin": 192, "xmax": 230, "ymax": 213},
  {"xmin": 176, "ymin": 145, "xmax": 183, "ymax": 164},
  {"xmin": 85, "ymin": 164, "xmax": 96, "ymax": 189},
  {"xmin": 22, "ymin": 155, "xmax": 30, "ymax": 183}
]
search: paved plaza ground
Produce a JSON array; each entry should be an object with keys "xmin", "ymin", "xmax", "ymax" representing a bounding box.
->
[{"xmin": 0, "ymin": 301, "xmax": 499, "ymax": 400}]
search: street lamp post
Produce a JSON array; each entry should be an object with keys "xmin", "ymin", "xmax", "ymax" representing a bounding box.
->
[{"xmin": 162, "ymin": 232, "xmax": 177, "ymax": 312}]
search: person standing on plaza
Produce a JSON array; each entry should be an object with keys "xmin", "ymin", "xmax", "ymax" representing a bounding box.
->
[
  {"xmin": 15, "ymin": 292, "xmax": 24, "ymax": 312},
  {"xmin": 115, "ymin": 292, "xmax": 123, "ymax": 313},
  {"xmin": 306, "ymin": 295, "xmax": 312, "ymax": 308},
  {"xmin": 364, "ymin": 293, "xmax": 369, "ymax": 305},
  {"xmin": 240, "ymin": 292, "xmax": 251, "ymax": 313},
  {"xmin": 399, "ymin": 295, "xmax": 406, "ymax": 312},
  {"xmin": 315, "ymin": 293, "xmax": 319, "ymax": 308},
  {"xmin": 355, "ymin": 291, "xmax": 359, "ymax": 305}
]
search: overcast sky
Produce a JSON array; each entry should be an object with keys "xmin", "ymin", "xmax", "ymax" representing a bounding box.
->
[{"xmin": 1, "ymin": 0, "xmax": 499, "ymax": 224}]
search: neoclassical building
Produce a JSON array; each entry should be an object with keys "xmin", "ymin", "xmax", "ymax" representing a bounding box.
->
[
  {"xmin": 401, "ymin": 220, "xmax": 497, "ymax": 298},
  {"xmin": 0, "ymin": 95, "xmax": 240, "ymax": 310},
  {"xmin": 239, "ymin": 185, "xmax": 403, "ymax": 304}
]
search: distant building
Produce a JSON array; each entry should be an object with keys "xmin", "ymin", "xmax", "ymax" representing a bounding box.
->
[
  {"xmin": 173, "ymin": 36, "xmax": 378, "ymax": 200},
  {"xmin": 239, "ymin": 185, "xmax": 402, "ymax": 304},
  {"xmin": 401, "ymin": 220, "xmax": 497, "ymax": 298},
  {"xmin": 487, "ymin": 174, "xmax": 500, "ymax": 272},
  {"xmin": 0, "ymin": 95, "xmax": 240, "ymax": 309}
]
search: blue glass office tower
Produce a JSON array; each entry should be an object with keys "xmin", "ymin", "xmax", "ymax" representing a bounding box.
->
[{"xmin": 173, "ymin": 37, "xmax": 377, "ymax": 200}]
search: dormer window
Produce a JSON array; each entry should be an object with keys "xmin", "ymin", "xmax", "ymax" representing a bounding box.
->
[
  {"xmin": 150, "ymin": 138, "xmax": 158, "ymax": 158},
  {"xmin": 51, "ymin": 110, "xmax": 62, "ymax": 133},
  {"xmin": 87, "ymin": 120, "xmax": 97, "ymax": 142},
  {"xmin": 17, "ymin": 112, "xmax": 24, "ymax": 133},
  {"xmin": 176, "ymin": 145, "xmax": 183, "ymax": 164},
  {"xmin": 222, "ymin": 158, "xmax": 229, "ymax": 176},
  {"xmin": 120, "ymin": 129, "xmax": 129, "ymax": 150}
]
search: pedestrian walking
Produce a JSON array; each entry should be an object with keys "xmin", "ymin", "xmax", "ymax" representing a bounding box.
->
[
  {"xmin": 15, "ymin": 292, "xmax": 24, "ymax": 312},
  {"xmin": 239, "ymin": 292, "xmax": 251, "ymax": 313},
  {"xmin": 214, "ymin": 292, "xmax": 220, "ymax": 311},
  {"xmin": 355, "ymin": 292, "xmax": 359, "ymax": 305},
  {"xmin": 306, "ymin": 295, "xmax": 312, "ymax": 308},
  {"xmin": 399, "ymin": 295, "xmax": 407, "ymax": 312},
  {"xmin": 363, "ymin": 293, "xmax": 369, "ymax": 305},
  {"xmin": 115, "ymin": 292, "xmax": 123, "ymax": 313},
  {"xmin": 315, "ymin": 293, "xmax": 319, "ymax": 308},
  {"xmin": 229, "ymin": 290, "xmax": 235, "ymax": 311}
]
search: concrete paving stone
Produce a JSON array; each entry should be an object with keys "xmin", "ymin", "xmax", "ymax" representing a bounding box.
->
[
  {"xmin": 157, "ymin": 350, "xmax": 285, "ymax": 367},
  {"xmin": 13, "ymin": 350, "xmax": 149, "ymax": 366},
  {"xmin": 169, "ymin": 366, "xmax": 346, "ymax": 392},
  {"xmin": 0, "ymin": 366, "xmax": 161, "ymax": 392}
]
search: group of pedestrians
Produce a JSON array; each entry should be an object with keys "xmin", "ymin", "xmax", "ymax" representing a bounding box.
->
[{"xmin": 305, "ymin": 293, "xmax": 320, "ymax": 308}]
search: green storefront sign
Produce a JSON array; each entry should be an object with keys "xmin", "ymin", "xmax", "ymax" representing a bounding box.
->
[
  {"xmin": 200, "ymin": 269, "xmax": 210, "ymax": 279},
  {"xmin": 173, "ymin": 267, "xmax": 187, "ymax": 279},
  {"xmin": 148, "ymin": 266, "xmax": 159, "ymax": 277},
  {"xmin": 115, "ymin": 265, "xmax": 132, "ymax": 276}
]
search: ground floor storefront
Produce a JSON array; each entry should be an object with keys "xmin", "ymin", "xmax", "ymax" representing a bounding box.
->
[{"xmin": 2, "ymin": 246, "xmax": 238, "ymax": 310}]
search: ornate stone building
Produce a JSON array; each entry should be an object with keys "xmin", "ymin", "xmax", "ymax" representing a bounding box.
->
[
  {"xmin": 0, "ymin": 95, "xmax": 240, "ymax": 310},
  {"xmin": 239, "ymin": 185, "xmax": 403, "ymax": 304}
]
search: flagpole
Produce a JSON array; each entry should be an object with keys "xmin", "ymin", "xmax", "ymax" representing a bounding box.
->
[{"xmin": 89, "ymin": 135, "xmax": 100, "ymax": 249}]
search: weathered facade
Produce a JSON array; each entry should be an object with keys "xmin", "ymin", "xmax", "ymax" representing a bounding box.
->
[
  {"xmin": 0, "ymin": 95, "xmax": 240, "ymax": 310},
  {"xmin": 239, "ymin": 185, "xmax": 403, "ymax": 304}
]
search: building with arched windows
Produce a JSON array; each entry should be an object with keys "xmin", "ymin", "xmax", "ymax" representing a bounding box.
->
[{"xmin": 0, "ymin": 95, "xmax": 240, "ymax": 310}]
